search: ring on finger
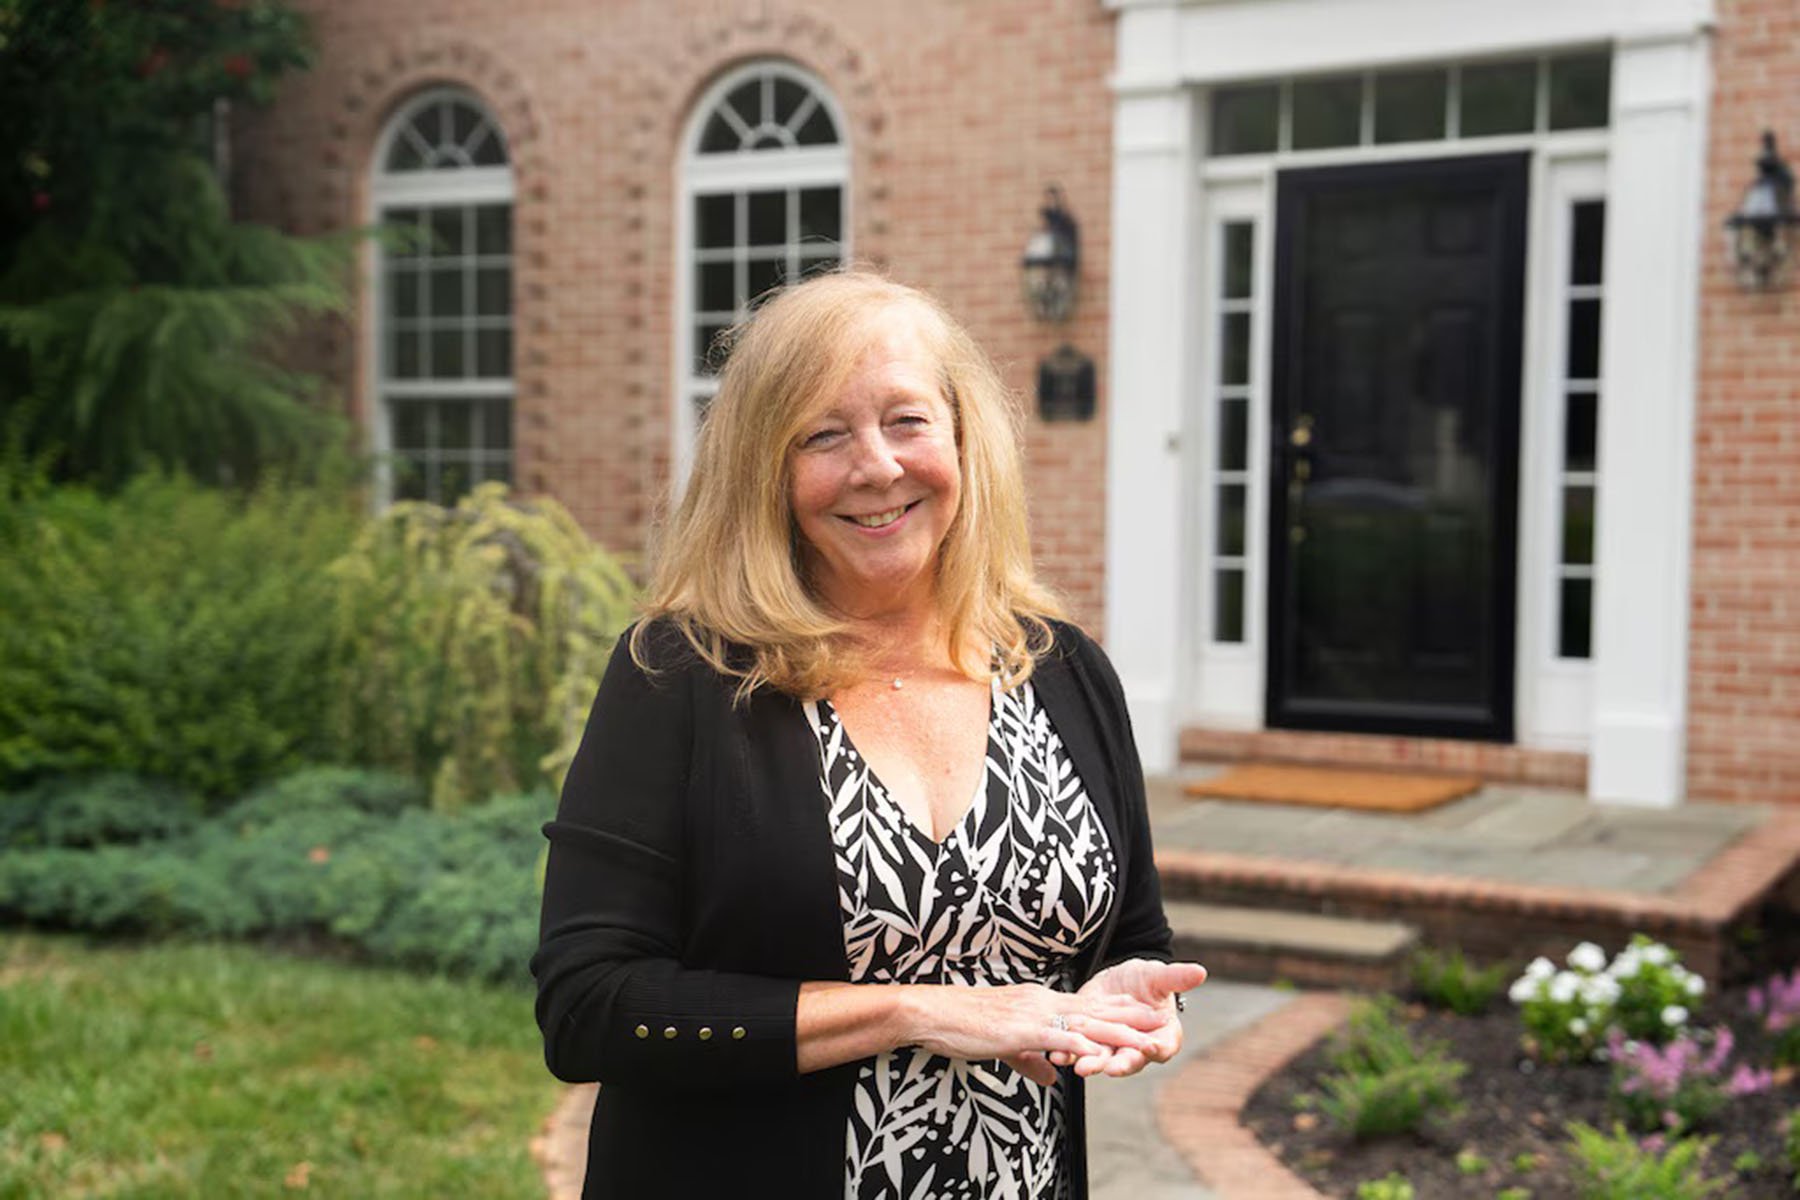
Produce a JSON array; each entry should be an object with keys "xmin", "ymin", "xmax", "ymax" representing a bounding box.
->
[{"xmin": 1050, "ymin": 1013, "xmax": 1070, "ymax": 1032}]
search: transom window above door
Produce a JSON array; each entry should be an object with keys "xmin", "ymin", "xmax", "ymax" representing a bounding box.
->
[{"xmin": 1209, "ymin": 50, "xmax": 1611, "ymax": 158}]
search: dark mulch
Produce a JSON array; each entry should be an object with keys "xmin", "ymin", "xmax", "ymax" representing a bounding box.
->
[{"xmin": 1242, "ymin": 988, "xmax": 1800, "ymax": 1198}]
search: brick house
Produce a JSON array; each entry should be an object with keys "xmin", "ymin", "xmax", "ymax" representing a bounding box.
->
[{"xmin": 236, "ymin": 0, "xmax": 1798, "ymax": 810}]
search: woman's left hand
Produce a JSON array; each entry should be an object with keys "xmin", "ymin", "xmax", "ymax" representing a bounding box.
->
[{"xmin": 1052, "ymin": 959, "xmax": 1208, "ymax": 1079}]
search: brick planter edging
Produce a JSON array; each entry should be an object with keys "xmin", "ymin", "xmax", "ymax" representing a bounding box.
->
[{"xmin": 1156, "ymin": 992, "xmax": 1353, "ymax": 1200}]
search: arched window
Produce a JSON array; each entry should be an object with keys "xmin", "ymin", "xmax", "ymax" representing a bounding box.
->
[
  {"xmin": 370, "ymin": 87, "xmax": 514, "ymax": 504},
  {"xmin": 677, "ymin": 62, "xmax": 849, "ymax": 468}
]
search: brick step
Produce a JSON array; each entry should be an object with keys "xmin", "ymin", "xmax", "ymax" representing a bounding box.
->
[{"xmin": 1167, "ymin": 899, "xmax": 1420, "ymax": 992}]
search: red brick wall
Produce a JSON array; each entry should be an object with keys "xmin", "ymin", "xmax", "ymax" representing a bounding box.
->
[
  {"xmin": 233, "ymin": 0, "xmax": 1117, "ymax": 629},
  {"xmin": 1688, "ymin": 0, "xmax": 1800, "ymax": 804}
]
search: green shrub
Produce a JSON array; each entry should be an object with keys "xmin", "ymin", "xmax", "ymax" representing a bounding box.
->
[
  {"xmin": 1412, "ymin": 946, "xmax": 1512, "ymax": 1015},
  {"xmin": 1354, "ymin": 1173, "xmax": 1415, "ymax": 1200},
  {"xmin": 0, "ymin": 473, "xmax": 359, "ymax": 800},
  {"xmin": 0, "ymin": 767, "xmax": 551, "ymax": 981},
  {"xmin": 0, "ymin": 773, "xmax": 199, "ymax": 849},
  {"xmin": 324, "ymin": 482, "xmax": 636, "ymax": 810},
  {"xmin": 1317, "ymin": 997, "xmax": 1466, "ymax": 1138},
  {"xmin": 1784, "ymin": 1109, "xmax": 1800, "ymax": 1190},
  {"xmin": 1564, "ymin": 1122, "xmax": 1731, "ymax": 1200}
]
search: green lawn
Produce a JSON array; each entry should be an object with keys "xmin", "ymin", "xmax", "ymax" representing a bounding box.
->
[{"xmin": 0, "ymin": 931, "xmax": 563, "ymax": 1198}]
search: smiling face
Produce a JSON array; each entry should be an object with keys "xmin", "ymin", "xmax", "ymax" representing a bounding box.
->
[{"xmin": 787, "ymin": 307, "xmax": 962, "ymax": 619}]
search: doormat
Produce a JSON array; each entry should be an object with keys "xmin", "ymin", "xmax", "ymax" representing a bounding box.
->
[{"xmin": 1182, "ymin": 763, "xmax": 1480, "ymax": 813}]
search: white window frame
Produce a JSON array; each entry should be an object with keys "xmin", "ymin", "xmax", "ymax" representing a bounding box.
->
[
  {"xmin": 366, "ymin": 86, "xmax": 515, "ymax": 507},
  {"xmin": 672, "ymin": 61, "xmax": 851, "ymax": 489}
]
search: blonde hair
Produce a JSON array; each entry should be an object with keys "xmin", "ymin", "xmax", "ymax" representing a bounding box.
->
[{"xmin": 632, "ymin": 270, "xmax": 1065, "ymax": 700}]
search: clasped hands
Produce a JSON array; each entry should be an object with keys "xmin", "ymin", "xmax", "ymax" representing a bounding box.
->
[{"xmin": 906, "ymin": 959, "xmax": 1208, "ymax": 1089}]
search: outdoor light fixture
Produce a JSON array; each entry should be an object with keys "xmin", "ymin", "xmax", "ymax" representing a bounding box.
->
[
  {"xmin": 1021, "ymin": 185, "xmax": 1080, "ymax": 322},
  {"xmin": 1725, "ymin": 130, "xmax": 1800, "ymax": 291}
]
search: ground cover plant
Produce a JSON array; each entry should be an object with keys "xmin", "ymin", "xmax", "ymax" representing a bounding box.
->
[
  {"xmin": 0, "ymin": 930, "xmax": 559, "ymax": 1198},
  {"xmin": 1246, "ymin": 939, "xmax": 1800, "ymax": 1198}
]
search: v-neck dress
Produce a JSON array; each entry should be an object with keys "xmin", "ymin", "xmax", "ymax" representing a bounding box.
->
[{"xmin": 802, "ymin": 678, "xmax": 1119, "ymax": 1200}]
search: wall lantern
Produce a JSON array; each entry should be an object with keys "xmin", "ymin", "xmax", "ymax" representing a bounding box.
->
[
  {"xmin": 1725, "ymin": 130, "xmax": 1800, "ymax": 291},
  {"xmin": 1021, "ymin": 185, "xmax": 1080, "ymax": 322}
]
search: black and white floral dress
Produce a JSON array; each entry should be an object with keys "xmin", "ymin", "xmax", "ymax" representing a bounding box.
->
[{"xmin": 803, "ymin": 677, "xmax": 1119, "ymax": 1200}]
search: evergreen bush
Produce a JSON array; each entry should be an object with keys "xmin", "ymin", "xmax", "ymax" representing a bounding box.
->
[{"xmin": 0, "ymin": 772, "xmax": 199, "ymax": 849}]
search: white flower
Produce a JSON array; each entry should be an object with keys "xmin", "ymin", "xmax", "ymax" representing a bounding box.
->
[
  {"xmin": 1569, "ymin": 942, "xmax": 1607, "ymax": 973},
  {"xmin": 1642, "ymin": 943, "xmax": 1673, "ymax": 967},
  {"xmin": 1609, "ymin": 952, "xmax": 1641, "ymax": 979},
  {"xmin": 1549, "ymin": 972, "xmax": 1580, "ymax": 1004},
  {"xmin": 1526, "ymin": 956, "xmax": 1556, "ymax": 981},
  {"xmin": 1662, "ymin": 1004, "xmax": 1689, "ymax": 1027},
  {"xmin": 1509, "ymin": 977, "xmax": 1539, "ymax": 1005},
  {"xmin": 1569, "ymin": 1017, "xmax": 1589, "ymax": 1035},
  {"xmin": 1580, "ymin": 974, "xmax": 1622, "ymax": 1006},
  {"xmin": 1685, "ymin": 975, "xmax": 1705, "ymax": 998}
]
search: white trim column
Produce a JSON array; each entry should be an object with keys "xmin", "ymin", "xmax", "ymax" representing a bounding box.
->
[
  {"xmin": 1587, "ymin": 30, "xmax": 1711, "ymax": 806},
  {"xmin": 1104, "ymin": 6, "xmax": 1192, "ymax": 774}
]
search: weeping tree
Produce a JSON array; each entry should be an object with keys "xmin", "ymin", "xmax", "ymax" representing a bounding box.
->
[{"xmin": 0, "ymin": 0, "xmax": 354, "ymax": 488}]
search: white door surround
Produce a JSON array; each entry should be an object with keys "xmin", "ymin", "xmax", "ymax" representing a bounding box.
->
[{"xmin": 1103, "ymin": 0, "xmax": 1714, "ymax": 807}]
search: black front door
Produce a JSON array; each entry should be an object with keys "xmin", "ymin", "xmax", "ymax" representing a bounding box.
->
[{"xmin": 1266, "ymin": 154, "xmax": 1526, "ymax": 741}]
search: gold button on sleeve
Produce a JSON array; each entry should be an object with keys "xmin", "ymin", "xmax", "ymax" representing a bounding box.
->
[
  {"xmin": 634, "ymin": 1024, "xmax": 649, "ymax": 1039},
  {"xmin": 663, "ymin": 1026, "xmax": 678, "ymax": 1040},
  {"xmin": 731, "ymin": 1026, "xmax": 747, "ymax": 1040},
  {"xmin": 698, "ymin": 1027, "xmax": 713, "ymax": 1041}
]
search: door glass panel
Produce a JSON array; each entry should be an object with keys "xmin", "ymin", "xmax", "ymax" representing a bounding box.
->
[
  {"xmin": 1216, "ymin": 484, "xmax": 1247, "ymax": 557},
  {"xmin": 1210, "ymin": 84, "xmax": 1280, "ymax": 156},
  {"xmin": 1566, "ymin": 298, "xmax": 1601, "ymax": 380},
  {"xmin": 1571, "ymin": 201, "xmax": 1605, "ymax": 286},
  {"xmin": 1214, "ymin": 568, "xmax": 1245, "ymax": 643},
  {"xmin": 1219, "ymin": 397, "xmax": 1248, "ymax": 472},
  {"xmin": 1291, "ymin": 75, "xmax": 1362, "ymax": 150},
  {"xmin": 1561, "ymin": 484, "xmax": 1595, "ymax": 566},
  {"xmin": 1564, "ymin": 392, "xmax": 1597, "ymax": 472},
  {"xmin": 1459, "ymin": 60, "xmax": 1537, "ymax": 136},
  {"xmin": 1559, "ymin": 577, "xmax": 1592, "ymax": 659},
  {"xmin": 1223, "ymin": 223, "xmax": 1254, "ymax": 299},
  {"xmin": 1220, "ymin": 313, "xmax": 1251, "ymax": 386}
]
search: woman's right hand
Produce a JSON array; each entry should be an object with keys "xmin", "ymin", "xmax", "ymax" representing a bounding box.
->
[{"xmin": 895, "ymin": 983, "xmax": 1170, "ymax": 1087}]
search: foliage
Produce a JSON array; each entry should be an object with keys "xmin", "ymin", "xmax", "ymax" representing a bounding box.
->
[
  {"xmin": 1747, "ymin": 969, "xmax": 1800, "ymax": 1067},
  {"xmin": 0, "ymin": 471, "xmax": 360, "ymax": 799},
  {"xmin": 1607, "ymin": 1025, "xmax": 1773, "ymax": 1135},
  {"xmin": 1509, "ymin": 937, "xmax": 1708, "ymax": 1062},
  {"xmin": 0, "ymin": 0, "xmax": 356, "ymax": 487},
  {"xmin": 1353, "ymin": 1173, "xmax": 1415, "ymax": 1200},
  {"xmin": 0, "ymin": 930, "xmax": 557, "ymax": 1197},
  {"xmin": 325, "ymin": 482, "xmax": 637, "ymax": 810},
  {"xmin": 0, "ymin": 767, "xmax": 550, "ymax": 982},
  {"xmin": 1563, "ymin": 1122, "xmax": 1731, "ymax": 1200},
  {"xmin": 1454, "ymin": 1148, "xmax": 1489, "ymax": 1175},
  {"xmin": 1495, "ymin": 1189, "xmax": 1532, "ymax": 1200},
  {"xmin": 1411, "ymin": 946, "xmax": 1512, "ymax": 1015},
  {"xmin": 1316, "ymin": 997, "xmax": 1466, "ymax": 1139},
  {"xmin": 1785, "ymin": 1109, "xmax": 1800, "ymax": 1191},
  {"xmin": 0, "ymin": 772, "xmax": 199, "ymax": 849}
]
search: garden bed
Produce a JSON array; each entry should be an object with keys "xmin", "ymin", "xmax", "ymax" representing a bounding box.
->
[{"xmin": 1244, "ymin": 985, "xmax": 1798, "ymax": 1198}]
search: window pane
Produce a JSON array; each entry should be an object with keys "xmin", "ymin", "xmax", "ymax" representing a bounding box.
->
[
  {"xmin": 385, "ymin": 208, "xmax": 422, "ymax": 258},
  {"xmin": 475, "ymin": 205, "xmax": 511, "ymax": 256},
  {"xmin": 798, "ymin": 187, "xmax": 841, "ymax": 245},
  {"xmin": 1219, "ymin": 397, "xmax": 1248, "ymax": 472},
  {"xmin": 1374, "ymin": 69, "xmax": 1448, "ymax": 143},
  {"xmin": 728, "ymin": 80, "xmax": 763, "ymax": 125},
  {"xmin": 1571, "ymin": 201, "xmax": 1605, "ymax": 287},
  {"xmin": 799, "ymin": 253, "xmax": 839, "ymax": 280},
  {"xmin": 1291, "ymin": 75, "xmax": 1362, "ymax": 150},
  {"xmin": 697, "ymin": 261, "xmax": 735, "ymax": 313},
  {"xmin": 391, "ymin": 330, "xmax": 422, "ymax": 380},
  {"xmin": 745, "ymin": 256, "xmax": 783, "ymax": 304},
  {"xmin": 1222, "ymin": 223, "xmax": 1253, "ymax": 300},
  {"xmin": 1548, "ymin": 52, "xmax": 1611, "ymax": 130},
  {"xmin": 431, "ymin": 327, "xmax": 466, "ymax": 377},
  {"xmin": 476, "ymin": 330, "xmax": 511, "ymax": 378},
  {"xmin": 1459, "ymin": 60, "xmax": 1537, "ymax": 136},
  {"xmin": 1216, "ymin": 483, "xmax": 1247, "ymax": 557},
  {"xmin": 1561, "ymin": 484, "xmax": 1594, "ymax": 566},
  {"xmin": 482, "ymin": 458, "xmax": 513, "ymax": 487},
  {"xmin": 1220, "ymin": 312, "xmax": 1251, "ymax": 387},
  {"xmin": 428, "ymin": 207, "xmax": 466, "ymax": 257},
  {"xmin": 387, "ymin": 132, "xmax": 425, "ymax": 172},
  {"xmin": 1559, "ymin": 576, "xmax": 1592, "ymax": 659},
  {"xmin": 773, "ymin": 77, "xmax": 806, "ymax": 126},
  {"xmin": 1214, "ymin": 568, "xmax": 1245, "ymax": 643},
  {"xmin": 1210, "ymin": 84, "xmax": 1280, "ymax": 156},
  {"xmin": 699, "ymin": 111, "xmax": 739, "ymax": 153},
  {"xmin": 1566, "ymin": 298, "xmax": 1601, "ymax": 380},
  {"xmin": 476, "ymin": 267, "xmax": 510, "ymax": 317},
  {"xmin": 1564, "ymin": 392, "xmax": 1598, "ymax": 473},
  {"xmin": 387, "ymin": 266, "xmax": 419, "ymax": 320},
  {"xmin": 392, "ymin": 402, "xmax": 429, "ymax": 450},
  {"xmin": 430, "ymin": 266, "xmax": 465, "ymax": 319},
  {"xmin": 696, "ymin": 194, "xmax": 735, "ymax": 249},
  {"xmin": 483, "ymin": 400, "xmax": 513, "ymax": 450},
  {"xmin": 468, "ymin": 126, "xmax": 506, "ymax": 167},
  {"xmin": 393, "ymin": 454, "xmax": 429, "ymax": 500},
  {"xmin": 450, "ymin": 102, "xmax": 479, "ymax": 148},
  {"xmin": 695, "ymin": 323, "xmax": 729, "ymax": 374},
  {"xmin": 747, "ymin": 190, "xmax": 787, "ymax": 246},
  {"xmin": 439, "ymin": 401, "xmax": 474, "ymax": 451},
  {"xmin": 439, "ymin": 460, "xmax": 473, "ymax": 505},
  {"xmin": 794, "ymin": 104, "xmax": 838, "ymax": 146}
]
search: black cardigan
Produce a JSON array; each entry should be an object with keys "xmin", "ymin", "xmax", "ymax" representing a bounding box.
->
[{"xmin": 530, "ymin": 618, "xmax": 1174, "ymax": 1198}]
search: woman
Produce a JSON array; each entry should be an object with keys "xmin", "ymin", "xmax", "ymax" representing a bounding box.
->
[{"xmin": 531, "ymin": 271, "xmax": 1207, "ymax": 1198}]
